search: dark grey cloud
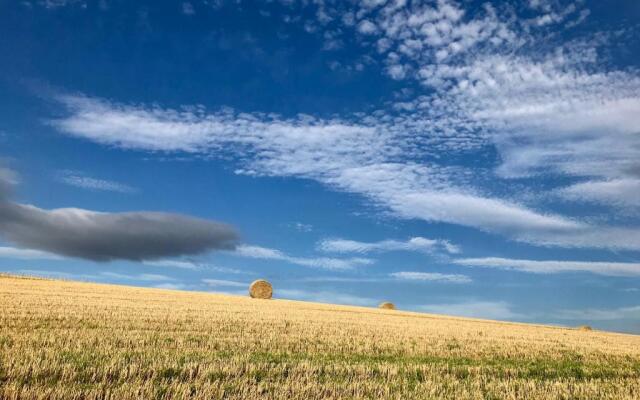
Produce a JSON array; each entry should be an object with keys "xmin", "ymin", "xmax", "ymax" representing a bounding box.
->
[{"xmin": 0, "ymin": 171, "xmax": 238, "ymax": 261}]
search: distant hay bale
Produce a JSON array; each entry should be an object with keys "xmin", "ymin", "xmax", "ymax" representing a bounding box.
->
[
  {"xmin": 577, "ymin": 325, "xmax": 593, "ymax": 331},
  {"xmin": 379, "ymin": 302, "xmax": 395, "ymax": 310},
  {"xmin": 249, "ymin": 279, "xmax": 273, "ymax": 299}
]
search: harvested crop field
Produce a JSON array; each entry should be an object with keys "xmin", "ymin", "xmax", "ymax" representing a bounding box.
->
[{"xmin": 1, "ymin": 274, "xmax": 639, "ymax": 399}]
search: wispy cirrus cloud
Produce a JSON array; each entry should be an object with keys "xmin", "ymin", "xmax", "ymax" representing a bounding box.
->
[
  {"xmin": 454, "ymin": 257, "xmax": 640, "ymax": 277},
  {"xmin": 202, "ymin": 278, "xmax": 246, "ymax": 288},
  {"xmin": 25, "ymin": 0, "xmax": 86, "ymax": 9},
  {"xmin": 100, "ymin": 271, "xmax": 174, "ymax": 282},
  {"xmin": 557, "ymin": 179, "xmax": 640, "ymax": 210},
  {"xmin": 318, "ymin": 236, "xmax": 460, "ymax": 255},
  {"xmin": 390, "ymin": 271, "xmax": 471, "ymax": 284},
  {"xmin": 143, "ymin": 259, "xmax": 247, "ymax": 274},
  {"xmin": 234, "ymin": 244, "xmax": 373, "ymax": 271},
  {"xmin": 182, "ymin": 1, "xmax": 195, "ymax": 16},
  {"xmin": 289, "ymin": 0, "xmax": 640, "ymax": 239},
  {"xmin": 418, "ymin": 300, "xmax": 522, "ymax": 321},
  {"xmin": 49, "ymin": 94, "xmax": 607, "ymax": 249},
  {"xmin": 287, "ymin": 222, "xmax": 313, "ymax": 232},
  {"xmin": 56, "ymin": 170, "xmax": 136, "ymax": 193},
  {"xmin": 142, "ymin": 259, "xmax": 200, "ymax": 270},
  {"xmin": 153, "ymin": 282, "xmax": 191, "ymax": 290},
  {"xmin": 554, "ymin": 305, "xmax": 640, "ymax": 321},
  {"xmin": 11, "ymin": 269, "xmax": 175, "ymax": 283}
]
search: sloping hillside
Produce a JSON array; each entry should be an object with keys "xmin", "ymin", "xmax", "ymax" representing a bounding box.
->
[{"xmin": 1, "ymin": 274, "xmax": 639, "ymax": 399}]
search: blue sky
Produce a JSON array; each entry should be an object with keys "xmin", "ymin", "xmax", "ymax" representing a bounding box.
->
[{"xmin": 1, "ymin": 0, "xmax": 639, "ymax": 333}]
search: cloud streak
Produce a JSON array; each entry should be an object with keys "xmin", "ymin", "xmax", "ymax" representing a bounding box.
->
[
  {"xmin": 234, "ymin": 244, "xmax": 373, "ymax": 270},
  {"xmin": 319, "ymin": 236, "xmax": 460, "ymax": 254},
  {"xmin": 49, "ymin": 94, "xmax": 617, "ymax": 249},
  {"xmin": 56, "ymin": 170, "xmax": 136, "ymax": 193},
  {"xmin": 142, "ymin": 259, "xmax": 247, "ymax": 274},
  {"xmin": 557, "ymin": 179, "xmax": 640, "ymax": 210},
  {"xmin": 202, "ymin": 278, "xmax": 246, "ymax": 288},
  {"xmin": 390, "ymin": 271, "xmax": 471, "ymax": 284},
  {"xmin": 418, "ymin": 301, "xmax": 522, "ymax": 320},
  {"xmin": 554, "ymin": 305, "xmax": 640, "ymax": 321},
  {"xmin": 454, "ymin": 257, "xmax": 640, "ymax": 277}
]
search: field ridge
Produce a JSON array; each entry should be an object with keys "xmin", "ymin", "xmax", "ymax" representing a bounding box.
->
[{"xmin": 1, "ymin": 274, "xmax": 639, "ymax": 399}]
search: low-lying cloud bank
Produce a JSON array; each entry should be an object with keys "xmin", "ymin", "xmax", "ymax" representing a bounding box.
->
[
  {"xmin": 234, "ymin": 244, "xmax": 373, "ymax": 270},
  {"xmin": 454, "ymin": 257, "xmax": 640, "ymax": 277},
  {"xmin": 319, "ymin": 236, "xmax": 460, "ymax": 255},
  {"xmin": 390, "ymin": 271, "xmax": 471, "ymax": 284},
  {"xmin": 0, "ymin": 170, "xmax": 238, "ymax": 261},
  {"xmin": 418, "ymin": 301, "xmax": 522, "ymax": 321}
]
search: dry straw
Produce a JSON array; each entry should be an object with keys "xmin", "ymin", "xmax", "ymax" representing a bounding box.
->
[
  {"xmin": 3, "ymin": 275, "xmax": 640, "ymax": 399},
  {"xmin": 249, "ymin": 279, "xmax": 273, "ymax": 299},
  {"xmin": 379, "ymin": 302, "xmax": 395, "ymax": 310},
  {"xmin": 577, "ymin": 325, "xmax": 593, "ymax": 331}
]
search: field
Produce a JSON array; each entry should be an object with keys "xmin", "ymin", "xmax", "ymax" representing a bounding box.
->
[{"xmin": 1, "ymin": 275, "xmax": 640, "ymax": 399}]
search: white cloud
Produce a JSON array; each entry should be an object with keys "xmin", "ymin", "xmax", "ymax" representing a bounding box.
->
[
  {"xmin": 202, "ymin": 278, "xmax": 246, "ymax": 287},
  {"xmin": 357, "ymin": 20, "xmax": 378, "ymax": 35},
  {"xmin": 349, "ymin": 0, "xmax": 519, "ymax": 81},
  {"xmin": 295, "ymin": 276, "xmax": 380, "ymax": 283},
  {"xmin": 390, "ymin": 271, "xmax": 471, "ymax": 283},
  {"xmin": 57, "ymin": 170, "xmax": 136, "ymax": 193},
  {"xmin": 100, "ymin": 272, "xmax": 174, "ymax": 282},
  {"xmin": 558, "ymin": 179, "xmax": 640, "ymax": 209},
  {"xmin": 517, "ymin": 227, "xmax": 640, "ymax": 251},
  {"xmin": 143, "ymin": 259, "xmax": 246, "ymax": 274},
  {"xmin": 236, "ymin": 245, "xmax": 284, "ymax": 260},
  {"xmin": 290, "ymin": 0, "xmax": 636, "ymax": 214},
  {"xmin": 554, "ymin": 305, "xmax": 640, "ymax": 321},
  {"xmin": 463, "ymin": 57, "xmax": 640, "ymax": 183},
  {"xmin": 46, "ymin": 0, "xmax": 640, "ymax": 252},
  {"xmin": 153, "ymin": 282, "xmax": 190, "ymax": 290},
  {"xmin": 288, "ymin": 222, "xmax": 313, "ymax": 232},
  {"xmin": 277, "ymin": 288, "xmax": 378, "ymax": 307},
  {"xmin": 143, "ymin": 259, "xmax": 200, "ymax": 270},
  {"xmin": 30, "ymin": 0, "xmax": 86, "ymax": 8},
  {"xmin": 182, "ymin": 1, "xmax": 195, "ymax": 15},
  {"xmin": 319, "ymin": 236, "xmax": 460, "ymax": 254},
  {"xmin": 11, "ymin": 269, "xmax": 96, "ymax": 280},
  {"xmin": 454, "ymin": 257, "xmax": 640, "ymax": 277},
  {"xmin": 0, "ymin": 246, "xmax": 62, "ymax": 260},
  {"xmin": 234, "ymin": 244, "xmax": 374, "ymax": 270},
  {"xmin": 526, "ymin": 1, "xmax": 587, "ymax": 27},
  {"xmin": 418, "ymin": 301, "xmax": 521, "ymax": 320},
  {"xmin": 386, "ymin": 64, "xmax": 406, "ymax": 80},
  {"xmin": 8, "ymin": 268, "xmax": 184, "ymax": 287},
  {"xmin": 47, "ymin": 96, "xmax": 567, "ymax": 236},
  {"xmin": 49, "ymin": 93, "xmax": 640, "ymax": 251},
  {"xmin": 324, "ymin": 163, "xmax": 586, "ymax": 240}
]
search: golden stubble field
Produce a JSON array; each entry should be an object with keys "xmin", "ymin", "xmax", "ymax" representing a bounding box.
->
[{"xmin": 1, "ymin": 274, "xmax": 639, "ymax": 399}]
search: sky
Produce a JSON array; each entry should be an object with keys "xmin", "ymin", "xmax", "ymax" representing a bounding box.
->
[{"xmin": 1, "ymin": 0, "xmax": 639, "ymax": 333}]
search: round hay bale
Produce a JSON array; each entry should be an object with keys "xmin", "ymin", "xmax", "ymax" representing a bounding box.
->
[
  {"xmin": 249, "ymin": 279, "xmax": 273, "ymax": 299},
  {"xmin": 577, "ymin": 325, "xmax": 593, "ymax": 331},
  {"xmin": 379, "ymin": 302, "xmax": 395, "ymax": 310}
]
